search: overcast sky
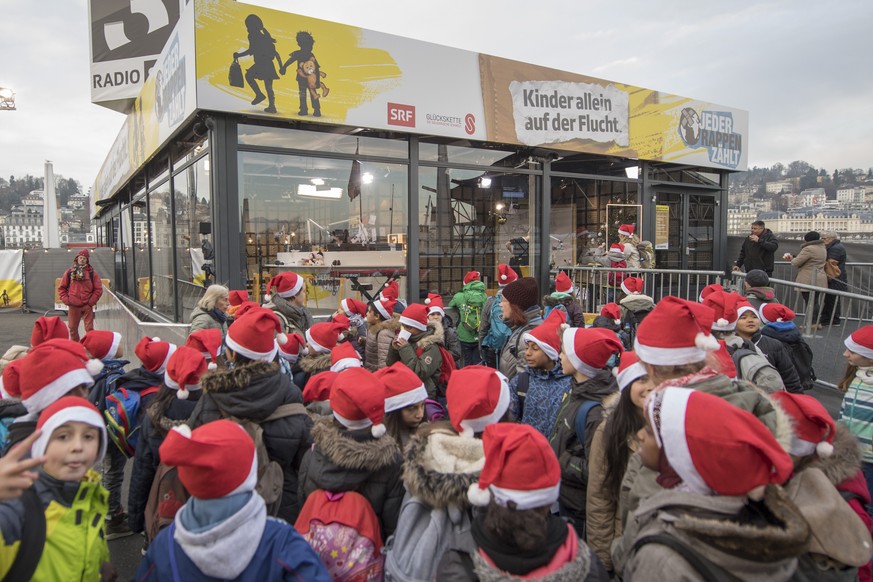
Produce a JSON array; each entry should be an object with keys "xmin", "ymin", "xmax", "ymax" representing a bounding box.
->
[{"xmin": 1, "ymin": 0, "xmax": 870, "ymax": 189}]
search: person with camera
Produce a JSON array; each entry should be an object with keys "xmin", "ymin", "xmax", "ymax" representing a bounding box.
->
[{"xmin": 733, "ymin": 220, "xmax": 779, "ymax": 277}]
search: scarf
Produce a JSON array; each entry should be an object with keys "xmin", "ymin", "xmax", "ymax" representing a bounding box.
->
[
  {"xmin": 654, "ymin": 366, "xmax": 720, "ymax": 391},
  {"xmin": 208, "ymin": 307, "xmax": 228, "ymax": 325},
  {"xmin": 71, "ymin": 265, "xmax": 87, "ymax": 281}
]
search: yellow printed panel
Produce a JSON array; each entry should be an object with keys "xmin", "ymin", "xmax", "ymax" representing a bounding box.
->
[{"xmin": 0, "ymin": 281, "xmax": 22, "ymax": 309}]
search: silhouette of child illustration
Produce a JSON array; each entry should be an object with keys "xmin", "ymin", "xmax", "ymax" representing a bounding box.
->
[
  {"xmin": 280, "ymin": 31, "xmax": 329, "ymax": 117},
  {"xmin": 1, "ymin": 289, "xmax": 8, "ymax": 307},
  {"xmin": 233, "ymin": 14, "xmax": 282, "ymax": 114}
]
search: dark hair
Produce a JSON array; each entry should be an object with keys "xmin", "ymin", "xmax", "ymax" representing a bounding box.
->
[
  {"xmin": 148, "ymin": 385, "xmax": 201, "ymax": 431},
  {"xmin": 367, "ymin": 302, "xmax": 388, "ymax": 321},
  {"xmin": 483, "ymin": 501, "xmax": 550, "ymax": 552},
  {"xmin": 839, "ymin": 363, "xmax": 858, "ymax": 392},
  {"xmin": 225, "ymin": 345, "xmax": 258, "ymax": 367},
  {"xmin": 804, "ymin": 231, "xmax": 820, "ymax": 242},
  {"xmin": 601, "ymin": 388, "xmax": 645, "ymax": 504},
  {"xmin": 752, "ymin": 220, "xmax": 765, "ymax": 228},
  {"xmin": 503, "ymin": 303, "xmax": 528, "ymax": 328}
]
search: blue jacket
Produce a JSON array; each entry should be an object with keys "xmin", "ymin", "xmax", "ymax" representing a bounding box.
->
[{"xmin": 509, "ymin": 364, "xmax": 572, "ymax": 437}]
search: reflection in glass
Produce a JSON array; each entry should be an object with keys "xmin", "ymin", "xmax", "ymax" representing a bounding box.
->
[
  {"xmin": 150, "ymin": 181, "xmax": 174, "ymax": 318},
  {"xmin": 174, "ymin": 156, "xmax": 212, "ymax": 323},
  {"xmin": 239, "ymin": 124, "xmax": 408, "ymax": 159}
]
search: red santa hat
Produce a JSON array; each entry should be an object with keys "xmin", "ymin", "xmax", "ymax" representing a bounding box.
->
[
  {"xmin": 600, "ymin": 303, "xmax": 622, "ymax": 326},
  {"xmin": 703, "ymin": 290, "xmax": 742, "ymax": 331},
  {"xmin": 561, "ymin": 327, "xmax": 624, "ymax": 377},
  {"xmin": 424, "ymin": 293, "xmax": 445, "ymax": 317},
  {"xmin": 0, "ymin": 359, "xmax": 23, "ymax": 399},
  {"xmin": 618, "ymin": 224, "xmax": 635, "ymax": 237},
  {"xmin": 264, "ymin": 272, "xmax": 304, "ymax": 302},
  {"xmin": 375, "ymin": 362, "xmax": 429, "ymax": 413},
  {"xmin": 698, "ymin": 283, "xmax": 724, "ymax": 303},
  {"xmin": 330, "ymin": 368, "xmax": 387, "ymax": 438},
  {"xmin": 233, "ymin": 301, "xmax": 261, "ymax": 319},
  {"xmin": 845, "ymin": 326, "xmax": 873, "ymax": 361},
  {"xmin": 19, "ymin": 339, "xmax": 102, "ymax": 415},
  {"xmin": 81, "ymin": 330, "xmax": 122, "ymax": 361},
  {"xmin": 330, "ymin": 341, "xmax": 363, "ymax": 373},
  {"xmin": 467, "ymin": 423, "xmax": 560, "ymax": 510},
  {"xmin": 554, "ymin": 271, "xmax": 574, "ymax": 294},
  {"xmin": 227, "ymin": 290, "xmax": 249, "ymax": 307},
  {"xmin": 646, "ymin": 387, "xmax": 794, "ymax": 499},
  {"xmin": 634, "ymin": 296, "xmax": 719, "ymax": 366},
  {"xmin": 278, "ymin": 333, "xmax": 306, "ymax": 363},
  {"xmin": 373, "ymin": 298, "xmax": 396, "ymax": 320},
  {"xmin": 303, "ymin": 371, "xmax": 337, "ymax": 404},
  {"xmin": 522, "ymin": 309, "xmax": 566, "ymax": 361},
  {"xmin": 614, "ymin": 351, "xmax": 646, "ymax": 392},
  {"xmin": 185, "ymin": 328, "xmax": 222, "ymax": 368},
  {"xmin": 340, "ymin": 297, "xmax": 368, "ymax": 319},
  {"xmin": 160, "ymin": 419, "xmax": 257, "ymax": 499},
  {"xmin": 399, "ymin": 303, "xmax": 429, "ymax": 332},
  {"xmin": 226, "ymin": 308, "xmax": 287, "ymax": 362},
  {"xmin": 464, "ymin": 271, "xmax": 481, "ymax": 285},
  {"xmin": 713, "ymin": 340, "xmax": 738, "ymax": 380},
  {"xmin": 305, "ymin": 322, "xmax": 344, "ymax": 354},
  {"xmin": 446, "ymin": 366, "xmax": 511, "ymax": 438},
  {"xmin": 497, "ymin": 264, "xmax": 518, "ymax": 287},
  {"xmin": 736, "ymin": 299, "xmax": 758, "ymax": 320},
  {"xmin": 163, "ymin": 346, "xmax": 208, "ymax": 400},
  {"xmin": 379, "ymin": 280, "xmax": 399, "ymax": 302},
  {"xmin": 759, "ymin": 303, "xmax": 795, "ymax": 325},
  {"xmin": 607, "ymin": 243, "xmax": 626, "ymax": 261},
  {"xmin": 32, "ymin": 396, "xmax": 107, "ymax": 463},
  {"xmin": 135, "ymin": 336, "xmax": 178, "ymax": 373},
  {"xmin": 31, "ymin": 316, "xmax": 70, "ymax": 347},
  {"xmin": 771, "ymin": 392, "xmax": 835, "ymax": 458},
  {"xmin": 621, "ymin": 276, "xmax": 644, "ymax": 296},
  {"xmin": 332, "ymin": 313, "xmax": 352, "ymax": 333}
]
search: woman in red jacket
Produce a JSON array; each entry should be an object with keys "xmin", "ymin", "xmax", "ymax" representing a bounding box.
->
[{"xmin": 58, "ymin": 249, "xmax": 103, "ymax": 340}]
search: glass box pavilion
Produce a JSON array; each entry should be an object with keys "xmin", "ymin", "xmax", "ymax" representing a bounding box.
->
[{"xmin": 91, "ymin": 0, "xmax": 748, "ymax": 323}]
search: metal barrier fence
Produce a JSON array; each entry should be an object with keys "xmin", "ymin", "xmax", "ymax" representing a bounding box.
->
[{"xmin": 771, "ymin": 261, "xmax": 873, "ymax": 298}]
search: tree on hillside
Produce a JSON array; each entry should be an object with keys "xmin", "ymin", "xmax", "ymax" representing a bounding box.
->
[{"xmin": 787, "ymin": 160, "xmax": 813, "ymax": 178}]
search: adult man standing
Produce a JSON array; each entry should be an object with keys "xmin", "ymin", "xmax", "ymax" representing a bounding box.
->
[
  {"xmin": 58, "ymin": 249, "xmax": 103, "ymax": 341},
  {"xmin": 733, "ymin": 220, "xmax": 779, "ymax": 276},
  {"xmin": 818, "ymin": 230, "xmax": 847, "ymax": 326}
]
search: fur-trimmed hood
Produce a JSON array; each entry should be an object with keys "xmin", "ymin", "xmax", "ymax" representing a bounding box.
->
[
  {"xmin": 402, "ymin": 423, "xmax": 485, "ymax": 509},
  {"xmin": 298, "ymin": 351, "xmax": 332, "ymax": 374},
  {"xmin": 798, "ymin": 423, "xmax": 862, "ymax": 486},
  {"xmin": 619, "ymin": 294, "xmax": 655, "ymax": 313},
  {"xmin": 198, "ymin": 361, "xmax": 300, "ymax": 422},
  {"xmin": 310, "ymin": 416, "xmax": 401, "ymax": 473},
  {"xmin": 370, "ymin": 313, "xmax": 401, "ymax": 334},
  {"xmin": 146, "ymin": 395, "xmax": 198, "ymax": 437},
  {"xmin": 411, "ymin": 319, "xmax": 445, "ymax": 351}
]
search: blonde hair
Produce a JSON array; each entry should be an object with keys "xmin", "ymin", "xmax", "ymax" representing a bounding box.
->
[{"xmin": 196, "ymin": 284, "xmax": 229, "ymax": 310}]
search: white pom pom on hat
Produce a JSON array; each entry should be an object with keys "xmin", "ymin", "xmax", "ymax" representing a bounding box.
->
[
  {"xmin": 277, "ymin": 333, "xmax": 288, "ymax": 345},
  {"xmin": 424, "ymin": 297, "xmax": 431, "ymax": 304},
  {"xmin": 263, "ymin": 293, "xmax": 272, "ymax": 302},
  {"xmin": 816, "ymin": 441, "xmax": 834, "ymax": 457},
  {"xmin": 207, "ymin": 362, "xmax": 218, "ymax": 371},
  {"xmin": 371, "ymin": 423, "xmax": 387, "ymax": 438},
  {"xmin": 86, "ymin": 358, "xmax": 105, "ymax": 376},
  {"xmin": 177, "ymin": 387, "xmax": 190, "ymax": 400},
  {"xmin": 695, "ymin": 331, "xmax": 720, "ymax": 351},
  {"xmin": 467, "ymin": 483, "xmax": 492, "ymax": 507}
]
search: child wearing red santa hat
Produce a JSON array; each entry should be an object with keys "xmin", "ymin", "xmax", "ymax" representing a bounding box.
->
[
  {"xmin": 297, "ymin": 320, "xmax": 346, "ymax": 383},
  {"xmin": 840, "ymin": 325, "xmax": 873, "ymax": 521},
  {"xmin": 363, "ymin": 297, "xmax": 401, "ymax": 372},
  {"xmin": 376, "ymin": 362, "xmax": 430, "ymax": 448},
  {"xmin": 425, "ymin": 292, "xmax": 462, "ymax": 368},
  {"xmin": 542, "ymin": 271, "xmax": 586, "ymax": 327},
  {"xmin": 758, "ymin": 302, "xmax": 817, "ymax": 392},
  {"xmin": 0, "ymin": 396, "xmax": 114, "ymax": 581},
  {"xmin": 448, "ymin": 270, "xmax": 488, "ymax": 368},
  {"xmin": 618, "ymin": 275, "xmax": 654, "ymax": 328},
  {"xmin": 187, "ymin": 308, "xmax": 312, "ymax": 524},
  {"xmin": 298, "ymin": 368, "xmax": 404, "ymax": 541},
  {"xmin": 262, "ymin": 271, "xmax": 312, "ymax": 334},
  {"xmin": 613, "ymin": 387, "xmax": 809, "ymax": 580},
  {"xmin": 437, "ymin": 423, "xmax": 608, "ymax": 580},
  {"xmin": 135, "ymin": 420, "xmax": 330, "ymax": 581},
  {"xmin": 387, "ymin": 303, "xmax": 445, "ymax": 400}
]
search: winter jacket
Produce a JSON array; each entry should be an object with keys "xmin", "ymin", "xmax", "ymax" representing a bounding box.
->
[
  {"xmin": 826, "ymin": 238, "xmax": 848, "ymax": 288},
  {"xmin": 448, "ymin": 281, "xmax": 488, "ymax": 344},
  {"xmin": 188, "ymin": 306, "xmax": 228, "ymax": 336},
  {"xmin": 543, "ymin": 293, "xmax": 586, "ymax": 328},
  {"xmin": 188, "ymin": 362, "xmax": 313, "ymax": 523},
  {"xmin": 498, "ymin": 306, "xmax": 543, "ymax": 381},
  {"xmin": 387, "ymin": 321, "xmax": 444, "ymax": 399},
  {"xmin": 441, "ymin": 317, "xmax": 463, "ymax": 368},
  {"xmin": 509, "ymin": 364, "xmax": 571, "ymax": 437},
  {"xmin": 618, "ymin": 293, "xmax": 654, "ymax": 325},
  {"xmin": 585, "ymin": 393, "xmax": 634, "ymax": 573},
  {"xmin": 792, "ymin": 239, "xmax": 828, "ymax": 289},
  {"xmin": 128, "ymin": 391, "xmax": 200, "ymax": 533},
  {"xmin": 298, "ymin": 417, "xmax": 404, "ymax": 540},
  {"xmin": 607, "ymin": 259, "xmax": 627, "ymax": 287},
  {"xmin": 265, "ymin": 295, "xmax": 312, "ymax": 334},
  {"xmin": 761, "ymin": 321, "xmax": 817, "ymax": 389},
  {"xmin": 384, "ymin": 423, "xmax": 484, "ymax": 581},
  {"xmin": 437, "ymin": 512, "xmax": 609, "ymax": 581},
  {"xmin": 749, "ymin": 329, "xmax": 803, "ymax": 392},
  {"xmin": 479, "ymin": 291, "xmax": 512, "ymax": 353},
  {"xmin": 736, "ymin": 228, "xmax": 779, "ymax": 273},
  {"xmin": 618, "ymin": 372, "xmax": 794, "ymax": 525},
  {"xmin": 136, "ymin": 493, "xmax": 331, "ymax": 582},
  {"xmin": 0, "ymin": 469, "xmax": 110, "ymax": 581},
  {"xmin": 549, "ymin": 370, "xmax": 618, "ymax": 521},
  {"xmin": 621, "ymin": 240, "xmax": 641, "ymax": 269},
  {"xmin": 745, "ymin": 286, "xmax": 779, "ymax": 311},
  {"xmin": 298, "ymin": 351, "xmax": 332, "ymax": 380},
  {"xmin": 839, "ymin": 369, "xmax": 873, "ymax": 464},
  {"xmin": 613, "ymin": 485, "xmax": 809, "ymax": 581},
  {"xmin": 0, "ymin": 345, "xmax": 27, "ymax": 372},
  {"xmin": 58, "ymin": 258, "xmax": 103, "ymax": 308},
  {"xmin": 364, "ymin": 315, "xmax": 400, "ymax": 372}
]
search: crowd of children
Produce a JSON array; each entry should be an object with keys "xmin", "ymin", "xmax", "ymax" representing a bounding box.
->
[{"xmin": 0, "ymin": 264, "xmax": 871, "ymax": 581}]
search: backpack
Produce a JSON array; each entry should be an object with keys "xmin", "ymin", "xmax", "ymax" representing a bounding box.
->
[
  {"xmin": 272, "ymin": 309, "xmax": 298, "ymax": 335},
  {"xmin": 0, "ymin": 417, "xmax": 15, "ymax": 452},
  {"xmin": 574, "ymin": 400, "xmax": 602, "ymax": 453},
  {"xmin": 224, "ymin": 402, "xmax": 308, "ymax": 515},
  {"xmin": 384, "ymin": 495, "xmax": 475, "ymax": 582},
  {"xmin": 104, "ymin": 386, "xmax": 159, "ymax": 457},
  {"xmin": 424, "ymin": 399, "xmax": 447, "ymax": 423},
  {"xmin": 481, "ymin": 294, "xmax": 512, "ymax": 352},
  {"xmin": 417, "ymin": 345, "xmax": 456, "ymax": 398},
  {"xmin": 295, "ymin": 490, "xmax": 385, "ymax": 581},
  {"xmin": 458, "ymin": 302, "xmax": 481, "ymax": 334},
  {"xmin": 144, "ymin": 463, "xmax": 189, "ymax": 543},
  {"xmin": 636, "ymin": 240, "xmax": 655, "ymax": 269},
  {"xmin": 89, "ymin": 362, "xmax": 128, "ymax": 414},
  {"xmin": 785, "ymin": 339, "xmax": 817, "ymax": 391},
  {"xmin": 731, "ymin": 347, "xmax": 785, "ymax": 394},
  {"xmin": 543, "ymin": 303, "xmax": 568, "ymax": 321}
]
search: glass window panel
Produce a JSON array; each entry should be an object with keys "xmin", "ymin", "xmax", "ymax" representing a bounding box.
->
[
  {"xmin": 419, "ymin": 140, "xmax": 519, "ymax": 167},
  {"xmin": 173, "ymin": 155, "xmax": 212, "ymax": 323},
  {"xmin": 121, "ymin": 205, "xmax": 135, "ymax": 297},
  {"xmin": 239, "ymin": 151, "xmax": 408, "ymax": 316},
  {"xmin": 132, "ymin": 195, "xmax": 151, "ymax": 307},
  {"xmin": 238, "ymin": 125, "xmax": 408, "ymax": 159},
  {"xmin": 149, "ymin": 181, "xmax": 174, "ymax": 318}
]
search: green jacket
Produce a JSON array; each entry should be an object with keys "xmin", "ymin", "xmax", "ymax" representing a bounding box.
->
[
  {"xmin": 387, "ymin": 322, "xmax": 444, "ymax": 399},
  {"xmin": 447, "ymin": 281, "xmax": 487, "ymax": 343}
]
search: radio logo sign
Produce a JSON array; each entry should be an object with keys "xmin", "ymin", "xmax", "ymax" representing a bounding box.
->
[{"xmin": 387, "ymin": 102, "xmax": 415, "ymax": 127}]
